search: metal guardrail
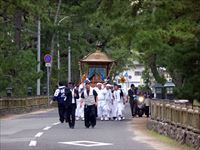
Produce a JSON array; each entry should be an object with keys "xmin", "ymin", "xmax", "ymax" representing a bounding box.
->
[{"xmin": 150, "ymin": 99, "xmax": 200, "ymax": 133}]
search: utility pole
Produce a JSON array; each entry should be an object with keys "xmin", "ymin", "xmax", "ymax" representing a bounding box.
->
[
  {"xmin": 37, "ymin": 18, "xmax": 41, "ymax": 95},
  {"xmin": 68, "ymin": 32, "xmax": 71, "ymax": 82},
  {"xmin": 57, "ymin": 42, "xmax": 60, "ymax": 81}
]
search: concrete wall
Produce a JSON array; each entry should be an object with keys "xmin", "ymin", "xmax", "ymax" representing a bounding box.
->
[{"xmin": 0, "ymin": 96, "xmax": 54, "ymax": 116}]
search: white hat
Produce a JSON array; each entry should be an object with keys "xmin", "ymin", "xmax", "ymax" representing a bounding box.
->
[
  {"xmin": 106, "ymin": 84, "xmax": 111, "ymax": 87},
  {"xmin": 97, "ymin": 83, "xmax": 102, "ymax": 85},
  {"xmin": 104, "ymin": 79, "xmax": 109, "ymax": 82}
]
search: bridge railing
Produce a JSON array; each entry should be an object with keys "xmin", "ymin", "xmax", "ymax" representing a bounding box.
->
[
  {"xmin": 0, "ymin": 96, "xmax": 56, "ymax": 116},
  {"xmin": 150, "ymin": 99, "xmax": 200, "ymax": 133}
]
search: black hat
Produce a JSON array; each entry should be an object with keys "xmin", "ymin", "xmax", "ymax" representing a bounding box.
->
[
  {"xmin": 68, "ymin": 82, "xmax": 74, "ymax": 86},
  {"xmin": 131, "ymin": 84, "xmax": 135, "ymax": 87},
  {"xmin": 114, "ymin": 83, "xmax": 118, "ymax": 87},
  {"xmin": 59, "ymin": 81, "xmax": 64, "ymax": 86}
]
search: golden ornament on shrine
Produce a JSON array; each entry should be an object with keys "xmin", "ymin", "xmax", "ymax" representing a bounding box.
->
[{"xmin": 120, "ymin": 76, "xmax": 126, "ymax": 83}]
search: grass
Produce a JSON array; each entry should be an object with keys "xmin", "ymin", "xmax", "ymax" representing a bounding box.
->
[{"xmin": 147, "ymin": 130, "xmax": 195, "ymax": 150}]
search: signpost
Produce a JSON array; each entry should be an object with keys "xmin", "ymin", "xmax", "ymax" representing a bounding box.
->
[{"xmin": 44, "ymin": 54, "xmax": 52, "ymax": 104}]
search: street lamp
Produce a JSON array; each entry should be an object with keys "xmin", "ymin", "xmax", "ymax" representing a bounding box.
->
[
  {"xmin": 154, "ymin": 83, "xmax": 163, "ymax": 99},
  {"xmin": 6, "ymin": 87, "xmax": 13, "ymax": 97},
  {"xmin": 27, "ymin": 87, "xmax": 33, "ymax": 96},
  {"xmin": 57, "ymin": 16, "xmax": 72, "ymax": 82},
  {"xmin": 164, "ymin": 81, "xmax": 175, "ymax": 100}
]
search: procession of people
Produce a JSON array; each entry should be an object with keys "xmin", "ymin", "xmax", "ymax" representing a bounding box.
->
[{"xmin": 52, "ymin": 79, "xmax": 151, "ymax": 129}]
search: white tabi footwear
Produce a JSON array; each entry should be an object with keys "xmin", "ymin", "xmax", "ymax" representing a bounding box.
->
[
  {"xmin": 104, "ymin": 117, "xmax": 109, "ymax": 121},
  {"xmin": 118, "ymin": 117, "xmax": 122, "ymax": 121}
]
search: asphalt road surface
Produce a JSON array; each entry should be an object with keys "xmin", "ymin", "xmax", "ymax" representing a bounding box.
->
[{"xmin": 1, "ymin": 106, "xmax": 156, "ymax": 150}]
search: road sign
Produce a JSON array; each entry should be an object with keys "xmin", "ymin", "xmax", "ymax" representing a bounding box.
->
[
  {"xmin": 46, "ymin": 47, "xmax": 50, "ymax": 51},
  {"xmin": 45, "ymin": 63, "xmax": 51, "ymax": 67},
  {"xmin": 124, "ymin": 72, "xmax": 128, "ymax": 77},
  {"xmin": 44, "ymin": 54, "xmax": 52, "ymax": 63}
]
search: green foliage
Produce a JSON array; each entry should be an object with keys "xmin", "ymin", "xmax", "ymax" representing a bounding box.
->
[
  {"xmin": 94, "ymin": 0, "xmax": 200, "ymax": 101},
  {"xmin": 0, "ymin": 0, "xmax": 199, "ymax": 102},
  {"xmin": 0, "ymin": 0, "xmax": 49, "ymax": 96},
  {"xmin": 0, "ymin": 46, "xmax": 38, "ymax": 96}
]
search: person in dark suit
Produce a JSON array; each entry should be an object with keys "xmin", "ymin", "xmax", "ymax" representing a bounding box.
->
[
  {"xmin": 128, "ymin": 84, "xmax": 137, "ymax": 117},
  {"xmin": 65, "ymin": 82, "xmax": 79, "ymax": 129}
]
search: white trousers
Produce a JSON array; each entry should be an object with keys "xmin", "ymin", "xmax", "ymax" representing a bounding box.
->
[
  {"xmin": 116, "ymin": 102, "xmax": 125, "ymax": 117},
  {"xmin": 98, "ymin": 100, "xmax": 109, "ymax": 117},
  {"xmin": 75, "ymin": 99, "xmax": 84, "ymax": 118},
  {"xmin": 112, "ymin": 101, "xmax": 117, "ymax": 117},
  {"xmin": 107, "ymin": 101, "xmax": 113, "ymax": 118},
  {"xmin": 112, "ymin": 101, "xmax": 124, "ymax": 117}
]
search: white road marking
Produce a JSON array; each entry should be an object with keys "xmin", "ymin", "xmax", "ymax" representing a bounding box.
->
[
  {"xmin": 43, "ymin": 126, "xmax": 51, "ymax": 130},
  {"xmin": 58, "ymin": 140, "xmax": 113, "ymax": 147},
  {"xmin": 35, "ymin": 132, "xmax": 43, "ymax": 138},
  {"xmin": 52, "ymin": 122, "xmax": 60, "ymax": 126},
  {"xmin": 29, "ymin": 122, "xmax": 59, "ymax": 147},
  {"xmin": 29, "ymin": 140, "xmax": 37, "ymax": 146}
]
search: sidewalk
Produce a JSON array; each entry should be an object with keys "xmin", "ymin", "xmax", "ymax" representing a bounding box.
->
[
  {"xmin": 0, "ymin": 108, "xmax": 55, "ymax": 120},
  {"xmin": 130, "ymin": 117, "xmax": 193, "ymax": 150}
]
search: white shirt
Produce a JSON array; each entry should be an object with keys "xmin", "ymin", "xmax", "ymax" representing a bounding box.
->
[
  {"xmin": 113, "ymin": 90, "xmax": 121, "ymax": 102},
  {"xmin": 71, "ymin": 89, "xmax": 75, "ymax": 104},
  {"xmin": 102, "ymin": 88, "xmax": 112, "ymax": 101},
  {"xmin": 144, "ymin": 98, "xmax": 150, "ymax": 106},
  {"xmin": 95, "ymin": 88, "xmax": 105, "ymax": 101},
  {"xmin": 82, "ymin": 88, "xmax": 96, "ymax": 106}
]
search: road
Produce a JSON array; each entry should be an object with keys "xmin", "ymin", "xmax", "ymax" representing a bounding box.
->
[{"xmin": 0, "ymin": 106, "xmax": 165, "ymax": 150}]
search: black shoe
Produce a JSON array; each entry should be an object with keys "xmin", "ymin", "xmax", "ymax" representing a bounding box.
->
[
  {"xmin": 70, "ymin": 126, "xmax": 74, "ymax": 129},
  {"xmin": 60, "ymin": 119, "xmax": 64, "ymax": 123}
]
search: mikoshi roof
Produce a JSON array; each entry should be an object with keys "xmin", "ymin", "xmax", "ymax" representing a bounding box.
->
[{"xmin": 80, "ymin": 50, "xmax": 114, "ymax": 63}]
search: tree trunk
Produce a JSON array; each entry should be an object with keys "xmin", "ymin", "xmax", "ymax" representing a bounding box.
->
[
  {"xmin": 14, "ymin": 9, "xmax": 22, "ymax": 49},
  {"xmin": 169, "ymin": 70, "xmax": 184, "ymax": 88},
  {"xmin": 147, "ymin": 54, "xmax": 165, "ymax": 84}
]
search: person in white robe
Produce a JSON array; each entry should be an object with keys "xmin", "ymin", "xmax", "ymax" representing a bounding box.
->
[
  {"xmin": 113, "ymin": 84, "xmax": 125, "ymax": 121},
  {"xmin": 75, "ymin": 83, "xmax": 84, "ymax": 121},
  {"xmin": 95, "ymin": 83, "xmax": 107, "ymax": 120}
]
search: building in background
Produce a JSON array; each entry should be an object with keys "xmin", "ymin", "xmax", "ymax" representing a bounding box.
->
[
  {"xmin": 116, "ymin": 62, "xmax": 173, "ymax": 94},
  {"xmin": 116, "ymin": 61, "xmax": 145, "ymax": 90}
]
